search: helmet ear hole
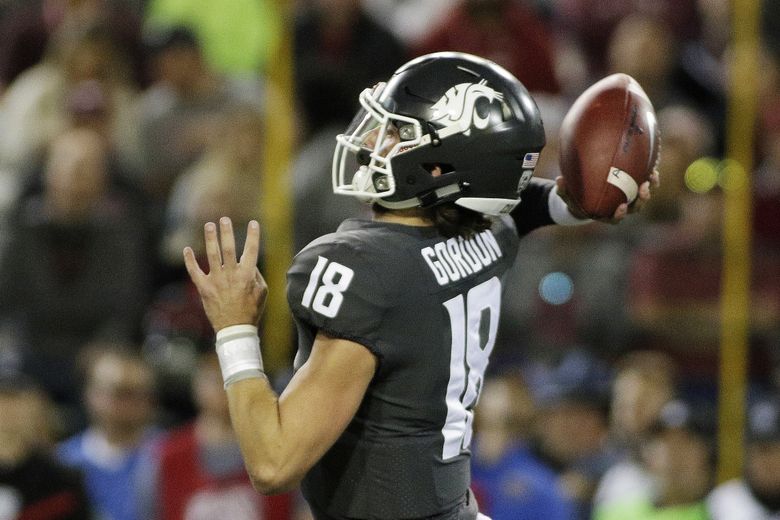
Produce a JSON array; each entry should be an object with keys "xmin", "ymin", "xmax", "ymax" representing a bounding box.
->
[
  {"xmin": 439, "ymin": 164, "xmax": 455, "ymax": 175},
  {"xmin": 423, "ymin": 163, "xmax": 455, "ymax": 176}
]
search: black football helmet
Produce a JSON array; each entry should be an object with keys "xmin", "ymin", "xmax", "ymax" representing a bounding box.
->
[{"xmin": 332, "ymin": 52, "xmax": 546, "ymax": 215}]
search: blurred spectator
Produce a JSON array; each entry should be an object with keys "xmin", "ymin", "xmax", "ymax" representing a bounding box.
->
[
  {"xmin": 626, "ymin": 104, "xmax": 724, "ymax": 372},
  {"xmin": 0, "ymin": 372, "xmax": 93, "ymax": 519},
  {"xmin": 606, "ymin": 14, "xmax": 678, "ymax": 106},
  {"xmin": 0, "ymin": 23, "xmax": 141, "ymax": 177},
  {"xmin": 291, "ymin": 0, "xmax": 405, "ymax": 246},
  {"xmin": 57, "ymin": 346, "xmax": 159, "ymax": 520},
  {"xmin": 528, "ymin": 349, "xmax": 615, "ymax": 519},
  {"xmin": 640, "ymin": 105, "xmax": 715, "ymax": 224},
  {"xmin": 496, "ymin": 219, "xmax": 639, "ymax": 365},
  {"xmin": 471, "ymin": 373, "xmax": 576, "ymax": 519},
  {"xmin": 0, "ymin": 127, "xmax": 150, "ymax": 412},
  {"xmin": 765, "ymin": 0, "xmax": 780, "ymax": 57},
  {"xmin": 593, "ymin": 350, "xmax": 678, "ymax": 509},
  {"xmin": 751, "ymin": 47, "xmax": 780, "ymax": 381},
  {"xmin": 688, "ymin": 0, "xmax": 730, "ymax": 78},
  {"xmin": 162, "ymin": 105, "xmax": 264, "ymax": 267},
  {"xmin": 708, "ymin": 399, "xmax": 780, "ymax": 519},
  {"xmin": 674, "ymin": 0, "xmax": 729, "ymax": 151},
  {"xmin": 593, "ymin": 400, "xmax": 714, "ymax": 520},
  {"xmin": 529, "ymin": 94, "xmax": 570, "ymax": 181},
  {"xmin": 137, "ymin": 25, "xmax": 262, "ymax": 209},
  {"xmin": 361, "ymin": 0, "xmax": 454, "ymax": 47},
  {"xmin": 628, "ymin": 104, "xmax": 780, "ymax": 382},
  {"xmin": 292, "ymin": 122, "xmax": 369, "ymax": 254},
  {"xmin": 413, "ymin": 0, "xmax": 560, "ymax": 94},
  {"xmin": 0, "ymin": 0, "xmax": 15, "ymax": 20},
  {"xmin": 139, "ymin": 352, "xmax": 295, "ymax": 520},
  {"xmin": 0, "ymin": 5, "xmax": 773, "ymax": 520},
  {"xmin": 0, "ymin": 0, "xmax": 145, "ymax": 93},
  {"xmin": 293, "ymin": 0, "xmax": 407, "ymax": 138},
  {"xmin": 754, "ymin": 49, "xmax": 780, "ymax": 251},
  {"xmin": 140, "ymin": 279, "xmax": 209, "ymax": 425},
  {"xmin": 144, "ymin": 0, "xmax": 281, "ymax": 77},
  {"xmin": 551, "ymin": 0, "xmax": 699, "ymax": 79},
  {"xmin": 492, "ymin": 89, "xmax": 641, "ymax": 366},
  {"xmin": 605, "ymin": 10, "xmax": 726, "ymax": 147},
  {"xmin": 142, "ymin": 105, "xmax": 267, "ymax": 419},
  {"xmin": 65, "ymin": 75, "xmax": 150, "ymax": 180}
]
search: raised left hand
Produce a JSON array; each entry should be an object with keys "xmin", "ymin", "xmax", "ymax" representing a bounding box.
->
[{"xmin": 183, "ymin": 217, "xmax": 267, "ymax": 332}]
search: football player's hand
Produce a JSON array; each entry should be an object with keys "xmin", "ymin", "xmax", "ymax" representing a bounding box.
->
[
  {"xmin": 556, "ymin": 169, "xmax": 660, "ymax": 224},
  {"xmin": 624, "ymin": 169, "xmax": 660, "ymax": 217},
  {"xmin": 183, "ymin": 217, "xmax": 267, "ymax": 332}
]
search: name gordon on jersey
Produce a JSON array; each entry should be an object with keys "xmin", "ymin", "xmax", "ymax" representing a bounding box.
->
[{"xmin": 421, "ymin": 229, "xmax": 503, "ymax": 286}]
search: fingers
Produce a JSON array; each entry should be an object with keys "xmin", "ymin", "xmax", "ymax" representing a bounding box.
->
[
  {"xmin": 627, "ymin": 180, "xmax": 651, "ymax": 213},
  {"xmin": 240, "ymin": 220, "xmax": 261, "ymax": 267},
  {"xmin": 650, "ymin": 169, "xmax": 661, "ymax": 189},
  {"xmin": 634, "ymin": 170, "xmax": 658, "ymax": 208},
  {"xmin": 220, "ymin": 217, "xmax": 237, "ymax": 268},
  {"xmin": 612, "ymin": 203, "xmax": 629, "ymax": 221},
  {"xmin": 638, "ymin": 180, "xmax": 651, "ymax": 202},
  {"xmin": 183, "ymin": 246, "xmax": 205, "ymax": 284},
  {"xmin": 193, "ymin": 217, "xmax": 260, "ymax": 275},
  {"xmin": 204, "ymin": 222, "xmax": 222, "ymax": 273}
]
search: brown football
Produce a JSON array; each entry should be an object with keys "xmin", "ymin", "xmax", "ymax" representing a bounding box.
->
[{"xmin": 558, "ymin": 73, "xmax": 660, "ymax": 219}]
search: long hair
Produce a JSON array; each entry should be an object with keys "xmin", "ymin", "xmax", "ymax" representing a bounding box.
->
[
  {"xmin": 431, "ymin": 203, "xmax": 492, "ymax": 238},
  {"xmin": 373, "ymin": 202, "xmax": 492, "ymax": 238}
]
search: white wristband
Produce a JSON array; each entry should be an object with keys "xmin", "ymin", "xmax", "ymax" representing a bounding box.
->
[
  {"xmin": 215, "ymin": 324, "xmax": 264, "ymax": 388},
  {"xmin": 548, "ymin": 185, "xmax": 593, "ymax": 226}
]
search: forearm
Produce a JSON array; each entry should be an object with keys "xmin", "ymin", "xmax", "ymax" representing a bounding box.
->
[
  {"xmin": 217, "ymin": 330, "xmax": 375, "ymax": 495},
  {"xmin": 215, "ymin": 325, "xmax": 302, "ymax": 493},
  {"xmin": 225, "ymin": 377, "xmax": 297, "ymax": 494},
  {"xmin": 225, "ymin": 370, "xmax": 363, "ymax": 495}
]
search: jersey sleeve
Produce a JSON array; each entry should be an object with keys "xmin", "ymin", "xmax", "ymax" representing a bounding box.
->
[
  {"xmin": 511, "ymin": 177, "xmax": 555, "ymax": 237},
  {"xmin": 287, "ymin": 237, "xmax": 388, "ymax": 355}
]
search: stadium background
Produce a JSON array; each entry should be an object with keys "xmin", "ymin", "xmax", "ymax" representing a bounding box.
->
[{"xmin": 0, "ymin": 0, "xmax": 778, "ymax": 518}]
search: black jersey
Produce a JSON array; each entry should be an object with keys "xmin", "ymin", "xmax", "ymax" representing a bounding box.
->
[{"xmin": 286, "ymin": 180, "xmax": 555, "ymax": 519}]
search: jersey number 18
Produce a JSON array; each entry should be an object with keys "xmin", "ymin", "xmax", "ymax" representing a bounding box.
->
[
  {"xmin": 441, "ymin": 276, "xmax": 501, "ymax": 460},
  {"xmin": 301, "ymin": 256, "xmax": 355, "ymax": 318}
]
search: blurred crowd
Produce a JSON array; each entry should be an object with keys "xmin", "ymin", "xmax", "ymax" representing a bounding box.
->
[{"xmin": 0, "ymin": 0, "xmax": 778, "ymax": 519}]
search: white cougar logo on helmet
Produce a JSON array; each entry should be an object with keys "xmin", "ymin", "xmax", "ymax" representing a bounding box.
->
[{"xmin": 430, "ymin": 79, "xmax": 504, "ymax": 136}]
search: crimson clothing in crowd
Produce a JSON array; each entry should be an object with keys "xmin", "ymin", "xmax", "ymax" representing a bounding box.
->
[
  {"xmin": 413, "ymin": 1, "xmax": 560, "ymax": 94},
  {"xmin": 155, "ymin": 424, "xmax": 294, "ymax": 520}
]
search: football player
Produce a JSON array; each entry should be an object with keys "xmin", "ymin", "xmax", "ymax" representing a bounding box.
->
[{"xmin": 183, "ymin": 52, "xmax": 656, "ymax": 520}]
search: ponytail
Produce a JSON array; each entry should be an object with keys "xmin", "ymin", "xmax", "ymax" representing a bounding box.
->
[{"xmin": 431, "ymin": 203, "xmax": 492, "ymax": 238}]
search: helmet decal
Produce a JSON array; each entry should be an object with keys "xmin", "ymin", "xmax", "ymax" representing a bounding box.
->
[{"xmin": 429, "ymin": 79, "xmax": 504, "ymax": 136}]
